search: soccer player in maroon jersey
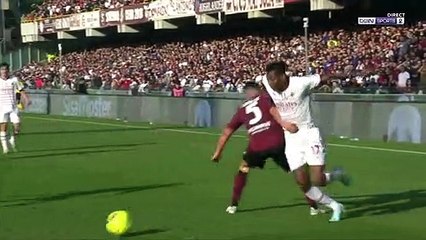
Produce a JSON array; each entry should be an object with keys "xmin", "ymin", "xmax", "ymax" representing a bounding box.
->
[{"xmin": 211, "ymin": 81, "xmax": 308, "ymax": 214}]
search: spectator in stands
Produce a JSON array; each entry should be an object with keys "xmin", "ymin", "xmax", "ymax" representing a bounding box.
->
[
  {"xmin": 138, "ymin": 80, "xmax": 149, "ymax": 93},
  {"xmin": 332, "ymin": 81, "xmax": 344, "ymax": 93},
  {"xmin": 420, "ymin": 60, "xmax": 426, "ymax": 89},
  {"xmin": 397, "ymin": 66, "xmax": 411, "ymax": 90},
  {"xmin": 35, "ymin": 76, "xmax": 44, "ymax": 89},
  {"xmin": 171, "ymin": 83, "xmax": 185, "ymax": 97},
  {"xmin": 23, "ymin": 0, "xmax": 149, "ymax": 21}
]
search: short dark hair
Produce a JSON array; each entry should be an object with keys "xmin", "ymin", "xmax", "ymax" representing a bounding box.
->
[
  {"xmin": 0, "ymin": 62, "xmax": 9, "ymax": 69},
  {"xmin": 266, "ymin": 61, "xmax": 287, "ymax": 75}
]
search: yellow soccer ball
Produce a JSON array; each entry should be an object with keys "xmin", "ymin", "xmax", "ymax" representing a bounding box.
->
[{"xmin": 106, "ymin": 210, "xmax": 132, "ymax": 236}]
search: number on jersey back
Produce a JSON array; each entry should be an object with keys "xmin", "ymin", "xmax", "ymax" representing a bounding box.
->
[
  {"xmin": 243, "ymin": 98, "xmax": 262, "ymax": 126},
  {"xmin": 227, "ymin": 93, "xmax": 284, "ymax": 152}
]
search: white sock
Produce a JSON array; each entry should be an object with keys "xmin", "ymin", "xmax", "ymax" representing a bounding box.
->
[
  {"xmin": 0, "ymin": 131, "xmax": 9, "ymax": 153},
  {"xmin": 305, "ymin": 186, "xmax": 338, "ymax": 210},
  {"xmin": 325, "ymin": 172, "xmax": 331, "ymax": 183},
  {"xmin": 9, "ymin": 135, "xmax": 15, "ymax": 147}
]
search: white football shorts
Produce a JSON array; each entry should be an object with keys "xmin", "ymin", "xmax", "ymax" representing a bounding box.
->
[
  {"xmin": 0, "ymin": 108, "xmax": 20, "ymax": 124},
  {"xmin": 284, "ymin": 126, "xmax": 326, "ymax": 171}
]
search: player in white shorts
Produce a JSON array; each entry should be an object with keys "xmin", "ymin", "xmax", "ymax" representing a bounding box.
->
[
  {"xmin": 262, "ymin": 61, "xmax": 351, "ymax": 222},
  {"xmin": 0, "ymin": 62, "xmax": 29, "ymax": 154}
]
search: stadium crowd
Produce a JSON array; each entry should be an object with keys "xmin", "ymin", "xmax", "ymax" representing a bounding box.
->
[
  {"xmin": 18, "ymin": 23, "xmax": 426, "ymax": 94},
  {"xmin": 23, "ymin": 0, "xmax": 149, "ymax": 21}
]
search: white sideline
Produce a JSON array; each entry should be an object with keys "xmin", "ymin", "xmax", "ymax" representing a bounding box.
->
[{"xmin": 27, "ymin": 116, "xmax": 426, "ymax": 156}]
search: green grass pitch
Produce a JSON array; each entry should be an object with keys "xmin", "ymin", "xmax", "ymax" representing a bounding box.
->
[{"xmin": 0, "ymin": 114, "xmax": 425, "ymax": 240}]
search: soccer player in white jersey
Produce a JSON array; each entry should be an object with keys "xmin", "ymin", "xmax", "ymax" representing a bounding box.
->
[
  {"xmin": 262, "ymin": 61, "xmax": 351, "ymax": 222},
  {"xmin": 0, "ymin": 62, "xmax": 29, "ymax": 154}
]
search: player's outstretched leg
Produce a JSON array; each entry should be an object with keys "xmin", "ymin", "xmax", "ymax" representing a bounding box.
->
[
  {"xmin": 305, "ymin": 186, "xmax": 344, "ymax": 222},
  {"xmin": 226, "ymin": 162, "xmax": 249, "ymax": 214},
  {"xmin": 308, "ymin": 166, "xmax": 345, "ymax": 222},
  {"xmin": 0, "ymin": 123, "xmax": 9, "ymax": 154},
  {"xmin": 293, "ymin": 167, "xmax": 325, "ymax": 215},
  {"xmin": 294, "ymin": 168, "xmax": 325, "ymax": 215},
  {"xmin": 305, "ymin": 195, "xmax": 326, "ymax": 216},
  {"xmin": 274, "ymin": 156, "xmax": 324, "ymax": 215},
  {"xmin": 294, "ymin": 167, "xmax": 343, "ymax": 222},
  {"xmin": 9, "ymin": 123, "xmax": 20, "ymax": 152},
  {"xmin": 329, "ymin": 167, "xmax": 352, "ymax": 186},
  {"xmin": 311, "ymin": 165, "xmax": 351, "ymax": 187},
  {"xmin": 9, "ymin": 133, "xmax": 16, "ymax": 152}
]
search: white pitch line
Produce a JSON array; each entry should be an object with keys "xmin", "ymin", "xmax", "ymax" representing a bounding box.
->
[{"xmin": 27, "ymin": 116, "xmax": 426, "ymax": 156}]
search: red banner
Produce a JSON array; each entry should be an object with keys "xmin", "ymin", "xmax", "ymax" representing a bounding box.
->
[{"xmin": 122, "ymin": 4, "xmax": 149, "ymax": 25}]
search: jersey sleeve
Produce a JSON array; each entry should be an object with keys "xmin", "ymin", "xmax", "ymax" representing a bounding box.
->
[
  {"xmin": 261, "ymin": 77, "xmax": 275, "ymax": 96},
  {"xmin": 259, "ymin": 93, "xmax": 275, "ymax": 109},
  {"xmin": 301, "ymin": 74, "xmax": 321, "ymax": 90},
  {"xmin": 13, "ymin": 77, "xmax": 25, "ymax": 92},
  {"xmin": 227, "ymin": 108, "xmax": 244, "ymax": 130}
]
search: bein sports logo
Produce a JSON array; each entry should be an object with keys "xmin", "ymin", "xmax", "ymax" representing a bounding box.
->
[{"xmin": 358, "ymin": 13, "xmax": 405, "ymax": 26}]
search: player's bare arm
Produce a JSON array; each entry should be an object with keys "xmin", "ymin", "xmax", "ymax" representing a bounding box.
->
[
  {"xmin": 212, "ymin": 127, "xmax": 235, "ymax": 162},
  {"xmin": 20, "ymin": 91, "xmax": 31, "ymax": 107},
  {"xmin": 269, "ymin": 107, "xmax": 299, "ymax": 133}
]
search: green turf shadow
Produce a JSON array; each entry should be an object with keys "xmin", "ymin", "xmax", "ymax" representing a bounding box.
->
[
  {"xmin": 338, "ymin": 189, "xmax": 426, "ymax": 219},
  {"xmin": 17, "ymin": 142, "xmax": 157, "ymax": 154},
  {"xmin": 236, "ymin": 189, "xmax": 426, "ymax": 219},
  {"xmin": 122, "ymin": 228, "xmax": 169, "ymax": 238},
  {"xmin": 1, "ymin": 183, "xmax": 185, "ymax": 207},
  {"xmin": 7, "ymin": 148, "xmax": 137, "ymax": 160},
  {"xmin": 22, "ymin": 127, "xmax": 152, "ymax": 136},
  {"xmin": 238, "ymin": 202, "xmax": 306, "ymax": 213}
]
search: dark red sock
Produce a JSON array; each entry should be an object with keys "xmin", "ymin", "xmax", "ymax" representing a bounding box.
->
[
  {"xmin": 305, "ymin": 195, "xmax": 318, "ymax": 209},
  {"xmin": 231, "ymin": 171, "xmax": 247, "ymax": 206}
]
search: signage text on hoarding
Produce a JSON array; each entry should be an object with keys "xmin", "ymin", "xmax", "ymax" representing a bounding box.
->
[{"xmin": 196, "ymin": 0, "xmax": 223, "ymax": 13}]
